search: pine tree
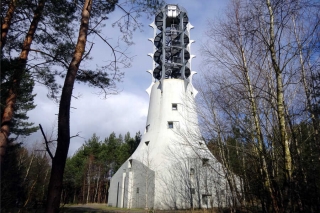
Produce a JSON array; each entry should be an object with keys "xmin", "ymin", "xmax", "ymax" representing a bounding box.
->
[{"xmin": 1, "ymin": 57, "xmax": 38, "ymax": 139}]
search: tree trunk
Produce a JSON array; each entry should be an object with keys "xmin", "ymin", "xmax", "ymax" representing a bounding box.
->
[
  {"xmin": 23, "ymin": 151, "xmax": 35, "ymax": 183},
  {"xmin": 86, "ymin": 160, "xmax": 91, "ymax": 203},
  {"xmin": 292, "ymin": 15, "xmax": 320, "ymax": 147},
  {"xmin": 45, "ymin": 0, "xmax": 92, "ymax": 212},
  {"xmin": 20, "ymin": 175, "xmax": 39, "ymax": 212},
  {"xmin": 0, "ymin": 0, "xmax": 46, "ymax": 166},
  {"xmin": 42, "ymin": 168, "xmax": 50, "ymax": 201},
  {"xmin": 234, "ymin": 9, "xmax": 280, "ymax": 209},
  {"xmin": 82, "ymin": 178, "xmax": 86, "ymax": 204},
  {"xmin": 266, "ymin": 0, "xmax": 292, "ymax": 180},
  {"xmin": 265, "ymin": 0, "xmax": 292, "ymax": 210},
  {"xmin": 1, "ymin": 0, "xmax": 17, "ymax": 51},
  {"xmin": 94, "ymin": 166, "xmax": 100, "ymax": 202}
]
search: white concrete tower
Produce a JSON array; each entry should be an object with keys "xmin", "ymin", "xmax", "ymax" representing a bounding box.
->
[{"xmin": 108, "ymin": 4, "xmax": 229, "ymax": 210}]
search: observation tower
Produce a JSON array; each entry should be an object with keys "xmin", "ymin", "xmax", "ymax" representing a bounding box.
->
[{"xmin": 108, "ymin": 4, "xmax": 229, "ymax": 210}]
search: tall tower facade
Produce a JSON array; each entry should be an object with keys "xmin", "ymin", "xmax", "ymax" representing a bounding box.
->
[{"xmin": 108, "ymin": 4, "xmax": 229, "ymax": 210}]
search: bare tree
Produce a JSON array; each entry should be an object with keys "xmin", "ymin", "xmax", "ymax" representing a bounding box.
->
[{"xmin": 198, "ymin": 0, "xmax": 320, "ymax": 212}]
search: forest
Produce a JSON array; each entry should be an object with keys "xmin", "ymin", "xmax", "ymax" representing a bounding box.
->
[
  {"xmin": 1, "ymin": 132, "xmax": 141, "ymax": 210},
  {"xmin": 1, "ymin": 0, "xmax": 320, "ymax": 212}
]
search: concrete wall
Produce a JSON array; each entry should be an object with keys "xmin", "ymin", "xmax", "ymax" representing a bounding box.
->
[{"xmin": 108, "ymin": 79, "xmax": 233, "ymax": 210}]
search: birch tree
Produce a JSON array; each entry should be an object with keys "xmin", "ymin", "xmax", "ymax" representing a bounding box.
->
[{"xmin": 199, "ymin": 0, "xmax": 320, "ymax": 212}]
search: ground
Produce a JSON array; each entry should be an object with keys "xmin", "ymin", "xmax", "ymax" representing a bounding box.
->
[
  {"xmin": 60, "ymin": 203, "xmax": 221, "ymax": 213},
  {"xmin": 9, "ymin": 203, "xmax": 222, "ymax": 213}
]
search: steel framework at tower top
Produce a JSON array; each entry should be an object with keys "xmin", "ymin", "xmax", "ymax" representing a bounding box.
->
[{"xmin": 152, "ymin": 4, "xmax": 191, "ymax": 81}]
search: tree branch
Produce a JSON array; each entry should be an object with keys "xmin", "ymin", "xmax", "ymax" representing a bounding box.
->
[
  {"xmin": 29, "ymin": 48, "xmax": 69, "ymax": 68},
  {"xmin": 39, "ymin": 124, "xmax": 54, "ymax": 160},
  {"xmin": 81, "ymin": 42, "xmax": 94, "ymax": 61},
  {"xmin": 115, "ymin": 3, "xmax": 139, "ymax": 26}
]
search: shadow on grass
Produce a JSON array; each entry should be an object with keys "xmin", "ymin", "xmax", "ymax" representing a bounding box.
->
[
  {"xmin": 60, "ymin": 205, "xmax": 142, "ymax": 213},
  {"xmin": 60, "ymin": 204, "xmax": 239, "ymax": 213},
  {"xmin": 60, "ymin": 206, "xmax": 116, "ymax": 213}
]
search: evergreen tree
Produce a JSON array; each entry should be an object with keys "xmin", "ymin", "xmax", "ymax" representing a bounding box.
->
[
  {"xmin": 1, "ymin": 58, "xmax": 38, "ymax": 139},
  {"xmin": 0, "ymin": 0, "xmax": 77, "ymax": 164},
  {"xmin": 62, "ymin": 131, "xmax": 141, "ymax": 204}
]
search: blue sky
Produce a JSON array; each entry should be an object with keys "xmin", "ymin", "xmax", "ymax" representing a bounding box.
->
[{"xmin": 25, "ymin": 1, "xmax": 229, "ymax": 156}]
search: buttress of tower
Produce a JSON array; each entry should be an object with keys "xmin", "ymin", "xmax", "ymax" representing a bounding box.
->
[{"xmin": 152, "ymin": 5, "xmax": 191, "ymax": 81}]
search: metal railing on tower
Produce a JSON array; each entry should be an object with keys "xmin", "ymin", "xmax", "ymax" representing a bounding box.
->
[{"xmin": 152, "ymin": 4, "xmax": 191, "ymax": 81}]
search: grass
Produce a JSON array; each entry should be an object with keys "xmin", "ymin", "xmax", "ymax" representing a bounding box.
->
[
  {"xmin": 60, "ymin": 204, "xmax": 222, "ymax": 213},
  {"xmin": 9, "ymin": 203, "xmax": 224, "ymax": 213},
  {"xmin": 61, "ymin": 203, "xmax": 151, "ymax": 213}
]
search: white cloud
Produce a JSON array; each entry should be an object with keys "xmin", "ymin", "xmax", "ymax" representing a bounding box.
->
[{"xmin": 27, "ymin": 84, "xmax": 149, "ymax": 156}]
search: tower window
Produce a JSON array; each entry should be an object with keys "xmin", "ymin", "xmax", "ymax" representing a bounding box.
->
[
  {"xmin": 168, "ymin": 121, "xmax": 174, "ymax": 129},
  {"xmin": 202, "ymin": 194, "xmax": 212, "ymax": 205},
  {"xmin": 202, "ymin": 158, "xmax": 209, "ymax": 166},
  {"xmin": 190, "ymin": 168, "xmax": 195, "ymax": 175},
  {"xmin": 167, "ymin": 5, "xmax": 178, "ymax": 18},
  {"xmin": 146, "ymin": 124, "xmax": 150, "ymax": 132},
  {"xmin": 191, "ymin": 188, "xmax": 195, "ymax": 194},
  {"xmin": 129, "ymin": 159, "xmax": 133, "ymax": 168},
  {"xmin": 145, "ymin": 141, "xmax": 150, "ymax": 146},
  {"xmin": 172, "ymin": 103, "xmax": 178, "ymax": 110}
]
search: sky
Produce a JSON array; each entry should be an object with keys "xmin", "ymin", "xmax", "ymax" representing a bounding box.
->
[{"xmin": 25, "ymin": 0, "xmax": 229, "ymax": 156}]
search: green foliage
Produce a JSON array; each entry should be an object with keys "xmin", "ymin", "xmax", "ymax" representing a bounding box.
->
[
  {"xmin": 1, "ymin": 0, "xmax": 78, "ymax": 100},
  {"xmin": 1, "ymin": 57, "xmax": 38, "ymax": 138},
  {"xmin": 62, "ymin": 131, "xmax": 140, "ymax": 204}
]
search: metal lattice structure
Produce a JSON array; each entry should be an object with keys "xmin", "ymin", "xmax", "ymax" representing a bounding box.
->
[{"xmin": 151, "ymin": 5, "xmax": 192, "ymax": 82}]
